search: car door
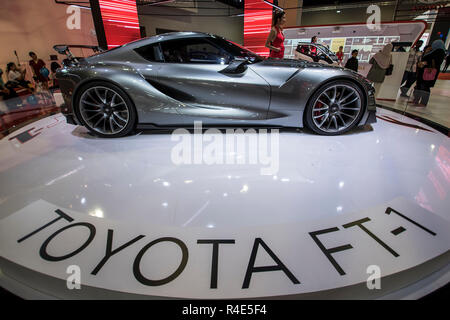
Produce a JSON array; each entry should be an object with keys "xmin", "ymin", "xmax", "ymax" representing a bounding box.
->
[{"xmin": 155, "ymin": 37, "xmax": 270, "ymax": 121}]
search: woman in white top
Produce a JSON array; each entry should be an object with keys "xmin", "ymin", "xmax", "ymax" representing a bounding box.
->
[
  {"xmin": 6, "ymin": 62, "xmax": 30, "ymax": 89},
  {"xmin": 6, "ymin": 63, "xmax": 26, "ymax": 83}
]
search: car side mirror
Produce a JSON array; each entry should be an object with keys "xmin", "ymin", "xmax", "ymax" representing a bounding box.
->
[{"xmin": 219, "ymin": 59, "xmax": 248, "ymax": 74}]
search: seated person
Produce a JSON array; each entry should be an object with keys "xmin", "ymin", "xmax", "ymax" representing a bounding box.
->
[
  {"xmin": 6, "ymin": 62, "xmax": 32, "ymax": 91},
  {"xmin": 0, "ymin": 68, "xmax": 22, "ymax": 111}
]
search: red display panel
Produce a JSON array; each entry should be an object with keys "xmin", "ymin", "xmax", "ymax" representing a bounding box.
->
[
  {"xmin": 244, "ymin": 0, "xmax": 273, "ymax": 56},
  {"xmin": 98, "ymin": 0, "xmax": 141, "ymax": 49}
]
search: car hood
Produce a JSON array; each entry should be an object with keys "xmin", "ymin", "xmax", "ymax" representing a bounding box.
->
[{"xmin": 250, "ymin": 58, "xmax": 373, "ymax": 94}]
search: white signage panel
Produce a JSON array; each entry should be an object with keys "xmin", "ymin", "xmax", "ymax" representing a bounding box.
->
[{"xmin": 0, "ymin": 198, "xmax": 449, "ymax": 298}]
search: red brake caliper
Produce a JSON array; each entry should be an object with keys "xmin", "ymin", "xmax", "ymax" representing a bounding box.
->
[{"xmin": 314, "ymin": 101, "xmax": 323, "ymax": 122}]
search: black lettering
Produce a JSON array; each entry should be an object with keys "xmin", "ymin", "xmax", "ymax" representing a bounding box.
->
[
  {"xmin": 8, "ymin": 127, "xmax": 42, "ymax": 144},
  {"xmin": 40, "ymin": 222, "xmax": 96, "ymax": 261},
  {"xmin": 242, "ymin": 238, "xmax": 300, "ymax": 289},
  {"xmin": 343, "ymin": 217, "xmax": 399, "ymax": 257},
  {"xmin": 391, "ymin": 226, "xmax": 406, "ymax": 236},
  {"xmin": 385, "ymin": 207, "xmax": 436, "ymax": 236},
  {"xmin": 133, "ymin": 237, "xmax": 188, "ymax": 286},
  {"xmin": 197, "ymin": 239, "xmax": 235, "ymax": 289},
  {"xmin": 91, "ymin": 229, "xmax": 145, "ymax": 275},
  {"xmin": 18, "ymin": 209, "xmax": 74, "ymax": 243},
  {"xmin": 309, "ymin": 227, "xmax": 353, "ymax": 276}
]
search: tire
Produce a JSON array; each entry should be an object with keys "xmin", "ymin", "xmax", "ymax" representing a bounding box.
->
[
  {"xmin": 74, "ymin": 81, "xmax": 137, "ymax": 138},
  {"xmin": 304, "ymin": 80, "xmax": 366, "ymax": 135}
]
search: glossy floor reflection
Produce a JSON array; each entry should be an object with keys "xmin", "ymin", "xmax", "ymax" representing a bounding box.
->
[
  {"xmin": 377, "ymin": 79, "xmax": 450, "ymax": 129},
  {"xmin": 0, "ymin": 108, "xmax": 449, "ymax": 299},
  {"xmin": 0, "ymin": 108, "xmax": 448, "ymax": 228}
]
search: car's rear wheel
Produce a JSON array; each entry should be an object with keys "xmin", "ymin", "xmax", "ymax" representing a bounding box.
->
[
  {"xmin": 75, "ymin": 82, "xmax": 136, "ymax": 138},
  {"xmin": 304, "ymin": 80, "xmax": 365, "ymax": 135}
]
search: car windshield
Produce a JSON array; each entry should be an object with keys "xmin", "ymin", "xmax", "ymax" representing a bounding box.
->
[{"xmin": 208, "ymin": 36, "xmax": 264, "ymax": 64}]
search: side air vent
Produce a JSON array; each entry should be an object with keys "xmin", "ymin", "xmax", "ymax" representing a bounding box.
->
[{"xmin": 145, "ymin": 79, "xmax": 196, "ymax": 103}]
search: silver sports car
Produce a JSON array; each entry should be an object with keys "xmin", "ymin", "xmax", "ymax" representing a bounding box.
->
[{"xmin": 54, "ymin": 32, "xmax": 376, "ymax": 137}]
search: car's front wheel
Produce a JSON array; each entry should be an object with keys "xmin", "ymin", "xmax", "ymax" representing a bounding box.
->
[
  {"xmin": 304, "ymin": 80, "xmax": 365, "ymax": 135},
  {"xmin": 75, "ymin": 81, "xmax": 136, "ymax": 138}
]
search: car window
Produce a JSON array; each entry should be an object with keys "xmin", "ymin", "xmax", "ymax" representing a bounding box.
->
[
  {"xmin": 134, "ymin": 43, "xmax": 164, "ymax": 62},
  {"xmin": 160, "ymin": 38, "xmax": 232, "ymax": 64}
]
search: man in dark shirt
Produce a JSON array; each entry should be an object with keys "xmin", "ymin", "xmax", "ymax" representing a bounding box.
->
[{"xmin": 345, "ymin": 49, "xmax": 359, "ymax": 72}]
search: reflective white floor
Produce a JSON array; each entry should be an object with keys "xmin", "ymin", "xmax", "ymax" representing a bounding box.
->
[
  {"xmin": 0, "ymin": 108, "xmax": 449, "ymax": 299},
  {"xmin": 0, "ymin": 109, "xmax": 448, "ymax": 227},
  {"xmin": 377, "ymin": 79, "xmax": 450, "ymax": 129}
]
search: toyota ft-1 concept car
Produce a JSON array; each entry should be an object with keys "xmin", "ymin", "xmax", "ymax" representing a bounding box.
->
[{"xmin": 54, "ymin": 32, "xmax": 376, "ymax": 137}]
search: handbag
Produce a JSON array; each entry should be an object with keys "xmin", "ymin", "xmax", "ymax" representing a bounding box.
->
[
  {"xmin": 423, "ymin": 68, "xmax": 437, "ymax": 81},
  {"xmin": 39, "ymin": 66, "xmax": 50, "ymax": 78},
  {"xmin": 385, "ymin": 64, "xmax": 393, "ymax": 76}
]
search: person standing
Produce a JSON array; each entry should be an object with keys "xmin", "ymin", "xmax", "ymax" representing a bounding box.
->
[
  {"xmin": 336, "ymin": 46, "xmax": 344, "ymax": 66},
  {"xmin": 412, "ymin": 39, "xmax": 446, "ymax": 107},
  {"xmin": 400, "ymin": 40, "xmax": 423, "ymax": 97},
  {"xmin": 265, "ymin": 10, "xmax": 286, "ymax": 59},
  {"xmin": 344, "ymin": 49, "xmax": 359, "ymax": 72},
  {"xmin": 29, "ymin": 51, "xmax": 49, "ymax": 91},
  {"xmin": 366, "ymin": 43, "xmax": 393, "ymax": 96}
]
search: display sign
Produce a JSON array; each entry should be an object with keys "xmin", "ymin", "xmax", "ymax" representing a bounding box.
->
[
  {"xmin": 1, "ymin": 198, "xmax": 449, "ymax": 298},
  {"xmin": 330, "ymin": 38, "xmax": 346, "ymax": 53},
  {"xmin": 283, "ymin": 21, "xmax": 426, "ymax": 66}
]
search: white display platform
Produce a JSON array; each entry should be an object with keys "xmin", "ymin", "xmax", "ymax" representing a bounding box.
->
[{"xmin": 0, "ymin": 109, "xmax": 449, "ymax": 299}]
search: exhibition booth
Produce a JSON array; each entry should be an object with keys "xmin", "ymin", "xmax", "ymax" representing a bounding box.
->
[{"xmin": 0, "ymin": 0, "xmax": 449, "ymax": 301}]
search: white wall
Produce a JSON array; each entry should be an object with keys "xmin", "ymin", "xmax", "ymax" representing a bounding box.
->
[
  {"xmin": 138, "ymin": 1, "xmax": 244, "ymax": 44},
  {"xmin": 0, "ymin": 0, "xmax": 97, "ymax": 82}
]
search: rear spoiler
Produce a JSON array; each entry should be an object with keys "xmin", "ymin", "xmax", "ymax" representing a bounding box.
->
[{"xmin": 53, "ymin": 44, "xmax": 104, "ymax": 64}]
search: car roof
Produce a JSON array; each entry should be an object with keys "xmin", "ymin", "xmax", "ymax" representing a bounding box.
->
[
  {"xmin": 122, "ymin": 32, "xmax": 215, "ymax": 50},
  {"xmin": 86, "ymin": 32, "xmax": 221, "ymax": 62}
]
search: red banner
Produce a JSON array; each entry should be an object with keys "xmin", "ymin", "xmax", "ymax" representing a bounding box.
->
[
  {"xmin": 98, "ymin": 0, "xmax": 141, "ymax": 49},
  {"xmin": 244, "ymin": 0, "xmax": 273, "ymax": 56}
]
